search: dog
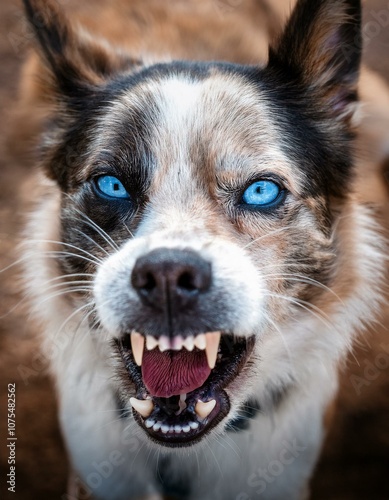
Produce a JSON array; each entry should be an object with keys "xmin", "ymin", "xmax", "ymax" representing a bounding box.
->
[{"xmin": 17, "ymin": 0, "xmax": 388, "ymax": 498}]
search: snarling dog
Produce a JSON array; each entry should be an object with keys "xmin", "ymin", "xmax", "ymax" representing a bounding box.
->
[{"xmin": 19, "ymin": 0, "xmax": 386, "ymax": 498}]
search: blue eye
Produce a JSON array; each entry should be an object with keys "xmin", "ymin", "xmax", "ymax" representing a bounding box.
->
[
  {"xmin": 242, "ymin": 180, "xmax": 282, "ymax": 207},
  {"xmin": 96, "ymin": 176, "xmax": 130, "ymax": 199}
]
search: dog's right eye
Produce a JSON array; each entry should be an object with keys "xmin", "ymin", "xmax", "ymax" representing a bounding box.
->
[
  {"xmin": 241, "ymin": 180, "xmax": 284, "ymax": 209},
  {"xmin": 95, "ymin": 176, "xmax": 130, "ymax": 199}
]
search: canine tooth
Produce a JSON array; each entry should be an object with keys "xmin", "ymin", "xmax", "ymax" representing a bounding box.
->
[
  {"xmin": 189, "ymin": 421, "xmax": 199, "ymax": 430},
  {"xmin": 183, "ymin": 336, "xmax": 194, "ymax": 351},
  {"xmin": 194, "ymin": 334, "xmax": 206, "ymax": 350},
  {"xmin": 130, "ymin": 332, "xmax": 145, "ymax": 366},
  {"xmin": 130, "ymin": 397, "xmax": 154, "ymax": 418},
  {"xmin": 146, "ymin": 335, "xmax": 159, "ymax": 351},
  {"xmin": 172, "ymin": 335, "xmax": 184, "ymax": 351},
  {"xmin": 174, "ymin": 425, "xmax": 182, "ymax": 433},
  {"xmin": 195, "ymin": 399, "xmax": 216, "ymax": 420},
  {"xmin": 182, "ymin": 425, "xmax": 191, "ymax": 433},
  {"xmin": 145, "ymin": 419, "xmax": 155, "ymax": 429},
  {"xmin": 205, "ymin": 332, "xmax": 221, "ymax": 369},
  {"xmin": 153, "ymin": 422, "xmax": 162, "ymax": 431},
  {"xmin": 158, "ymin": 335, "xmax": 171, "ymax": 352},
  {"xmin": 161, "ymin": 424, "xmax": 169, "ymax": 434}
]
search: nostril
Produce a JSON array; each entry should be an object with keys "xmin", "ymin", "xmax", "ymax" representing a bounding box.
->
[
  {"xmin": 132, "ymin": 270, "xmax": 156, "ymax": 292},
  {"xmin": 177, "ymin": 271, "xmax": 197, "ymax": 292},
  {"xmin": 143, "ymin": 272, "xmax": 156, "ymax": 292}
]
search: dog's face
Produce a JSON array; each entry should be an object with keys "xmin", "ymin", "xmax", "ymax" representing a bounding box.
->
[{"xmin": 25, "ymin": 0, "xmax": 362, "ymax": 447}]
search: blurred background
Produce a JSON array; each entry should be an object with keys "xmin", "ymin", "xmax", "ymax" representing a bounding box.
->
[{"xmin": 0, "ymin": 0, "xmax": 388, "ymax": 498}]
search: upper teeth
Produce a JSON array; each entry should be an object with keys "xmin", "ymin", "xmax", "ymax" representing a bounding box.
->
[
  {"xmin": 130, "ymin": 331, "xmax": 221, "ymax": 369},
  {"xmin": 146, "ymin": 335, "xmax": 159, "ymax": 350}
]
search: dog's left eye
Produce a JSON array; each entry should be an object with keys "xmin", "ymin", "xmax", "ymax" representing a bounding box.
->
[
  {"xmin": 95, "ymin": 176, "xmax": 130, "ymax": 199},
  {"xmin": 242, "ymin": 180, "xmax": 282, "ymax": 207}
]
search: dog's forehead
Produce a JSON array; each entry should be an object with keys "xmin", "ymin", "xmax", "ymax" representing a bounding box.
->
[
  {"xmin": 115, "ymin": 71, "xmax": 271, "ymax": 139},
  {"xmin": 96, "ymin": 70, "xmax": 297, "ymax": 189}
]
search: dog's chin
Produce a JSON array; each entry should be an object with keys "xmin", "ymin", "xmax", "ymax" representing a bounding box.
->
[{"xmin": 117, "ymin": 333, "xmax": 255, "ymax": 448}]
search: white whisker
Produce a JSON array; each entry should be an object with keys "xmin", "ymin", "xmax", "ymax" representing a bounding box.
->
[
  {"xmin": 243, "ymin": 226, "xmax": 295, "ymax": 249},
  {"xmin": 73, "ymin": 228, "xmax": 111, "ymax": 257},
  {"xmin": 63, "ymin": 195, "xmax": 119, "ymax": 251},
  {"xmin": 261, "ymin": 273, "xmax": 344, "ymax": 304},
  {"xmin": 25, "ymin": 239, "xmax": 103, "ymax": 264},
  {"xmin": 123, "ymin": 223, "xmax": 134, "ymax": 238},
  {"xmin": 265, "ymin": 292, "xmax": 336, "ymax": 332},
  {"xmin": 265, "ymin": 314, "xmax": 293, "ymax": 365}
]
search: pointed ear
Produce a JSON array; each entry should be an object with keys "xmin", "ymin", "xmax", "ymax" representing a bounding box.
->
[
  {"xmin": 268, "ymin": 0, "xmax": 362, "ymax": 125},
  {"xmin": 23, "ymin": 0, "xmax": 140, "ymax": 99}
]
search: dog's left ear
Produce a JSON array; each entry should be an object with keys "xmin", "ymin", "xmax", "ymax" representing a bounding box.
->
[
  {"xmin": 23, "ymin": 0, "xmax": 139, "ymax": 100},
  {"xmin": 269, "ymin": 0, "xmax": 361, "ymax": 125}
]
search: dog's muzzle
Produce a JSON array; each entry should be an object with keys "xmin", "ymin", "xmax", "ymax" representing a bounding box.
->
[{"xmin": 112, "ymin": 247, "xmax": 255, "ymax": 446}]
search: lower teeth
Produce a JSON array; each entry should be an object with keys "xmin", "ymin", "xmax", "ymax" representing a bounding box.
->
[
  {"xmin": 131, "ymin": 394, "xmax": 216, "ymax": 431},
  {"xmin": 145, "ymin": 419, "xmax": 196, "ymax": 434}
]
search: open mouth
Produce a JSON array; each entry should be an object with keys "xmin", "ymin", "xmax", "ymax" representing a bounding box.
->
[{"xmin": 117, "ymin": 332, "xmax": 255, "ymax": 447}]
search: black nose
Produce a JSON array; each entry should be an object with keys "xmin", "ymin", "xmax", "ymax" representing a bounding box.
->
[{"xmin": 131, "ymin": 248, "xmax": 212, "ymax": 311}]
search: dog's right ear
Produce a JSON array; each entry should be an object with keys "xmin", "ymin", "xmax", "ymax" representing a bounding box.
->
[
  {"xmin": 23, "ymin": 0, "xmax": 139, "ymax": 100},
  {"xmin": 268, "ymin": 0, "xmax": 362, "ymax": 127}
]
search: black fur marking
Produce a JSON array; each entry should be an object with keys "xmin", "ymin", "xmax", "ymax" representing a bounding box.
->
[
  {"xmin": 383, "ymin": 158, "xmax": 389, "ymax": 187},
  {"xmin": 227, "ymin": 386, "xmax": 293, "ymax": 433},
  {"xmin": 265, "ymin": 0, "xmax": 362, "ymax": 197},
  {"xmin": 258, "ymin": 68, "xmax": 354, "ymax": 199},
  {"xmin": 157, "ymin": 456, "xmax": 191, "ymax": 499},
  {"xmin": 227, "ymin": 399, "xmax": 261, "ymax": 432}
]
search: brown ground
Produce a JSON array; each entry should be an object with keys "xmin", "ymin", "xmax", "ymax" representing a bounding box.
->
[{"xmin": 0, "ymin": 1, "xmax": 388, "ymax": 499}]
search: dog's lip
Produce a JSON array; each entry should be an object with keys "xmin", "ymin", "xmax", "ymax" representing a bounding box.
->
[{"xmin": 117, "ymin": 333, "xmax": 255, "ymax": 446}]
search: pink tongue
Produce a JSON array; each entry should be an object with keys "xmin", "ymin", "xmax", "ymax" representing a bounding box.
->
[{"xmin": 142, "ymin": 349, "xmax": 211, "ymax": 398}]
